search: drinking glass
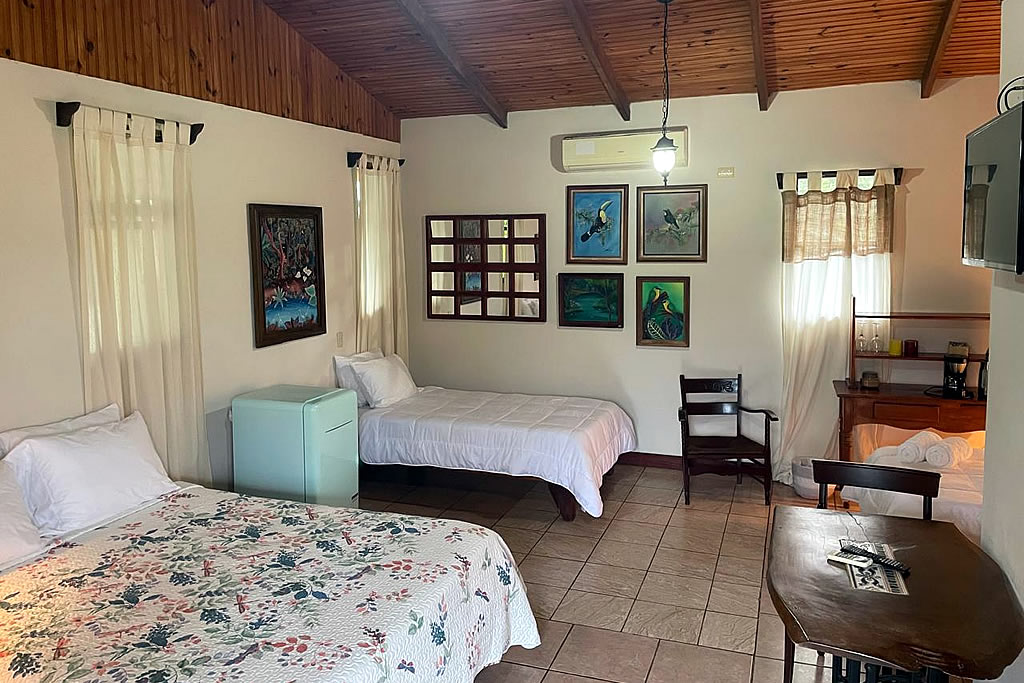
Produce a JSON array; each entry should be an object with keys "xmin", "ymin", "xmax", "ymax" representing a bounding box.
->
[
  {"xmin": 856, "ymin": 322, "xmax": 868, "ymax": 353},
  {"xmin": 870, "ymin": 322, "xmax": 883, "ymax": 354}
]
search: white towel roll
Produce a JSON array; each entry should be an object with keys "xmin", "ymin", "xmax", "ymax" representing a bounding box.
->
[
  {"xmin": 867, "ymin": 445, "xmax": 899, "ymax": 464},
  {"xmin": 895, "ymin": 430, "xmax": 942, "ymax": 464},
  {"xmin": 925, "ymin": 437, "xmax": 972, "ymax": 469}
]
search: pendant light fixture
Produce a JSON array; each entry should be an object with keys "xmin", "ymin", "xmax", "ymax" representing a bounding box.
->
[{"xmin": 652, "ymin": 0, "xmax": 677, "ymax": 186}]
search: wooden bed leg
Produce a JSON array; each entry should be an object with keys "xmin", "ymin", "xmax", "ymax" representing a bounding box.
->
[{"xmin": 548, "ymin": 483, "xmax": 577, "ymax": 522}]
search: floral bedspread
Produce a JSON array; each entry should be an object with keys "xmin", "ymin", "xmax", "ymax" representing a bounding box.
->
[{"xmin": 0, "ymin": 487, "xmax": 539, "ymax": 683}]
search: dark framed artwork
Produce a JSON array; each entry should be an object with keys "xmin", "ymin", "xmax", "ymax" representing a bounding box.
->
[
  {"xmin": 637, "ymin": 184, "xmax": 708, "ymax": 262},
  {"xmin": 566, "ymin": 184, "xmax": 628, "ymax": 264},
  {"xmin": 247, "ymin": 203, "xmax": 327, "ymax": 348},
  {"xmin": 636, "ymin": 276, "xmax": 690, "ymax": 347},
  {"xmin": 558, "ymin": 273, "xmax": 624, "ymax": 328}
]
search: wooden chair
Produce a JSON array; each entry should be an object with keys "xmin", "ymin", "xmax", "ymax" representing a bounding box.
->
[
  {"xmin": 780, "ymin": 460, "xmax": 942, "ymax": 683},
  {"xmin": 677, "ymin": 374, "xmax": 778, "ymax": 506}
]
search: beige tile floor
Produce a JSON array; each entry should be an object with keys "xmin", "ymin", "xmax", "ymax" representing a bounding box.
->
[{"xmin": 358, "ymin": 465, "xmax": 857, "ymax": 683}]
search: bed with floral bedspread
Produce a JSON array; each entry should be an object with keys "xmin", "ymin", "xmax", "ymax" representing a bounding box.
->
[{"xmin": 0, "ymin": 486, "xmax": 539, "ymax": 683}]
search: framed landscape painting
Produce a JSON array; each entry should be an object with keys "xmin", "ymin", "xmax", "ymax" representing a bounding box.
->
[
  {"xmin": 566, "ymin": 184, "xmax": 628, "ymax": 264},
  {"xmin": 637, "ymin": 184, "xmax": 708, "ymax": 262},
  {"xmin": 248, "ymin": 204, "xmax": 327, "ymax": 348},
  {"xmin": 636, "ymin": 276, "xmax": 690, "ymax": 347},
  {"xmin": 558, "ymin": 273, "xmax": 624, "ymax": 328}
]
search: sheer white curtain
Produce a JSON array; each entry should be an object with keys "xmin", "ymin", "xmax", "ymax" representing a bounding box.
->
[
  {"xmin": 71, "ymin": 106, "xmax": 209, "ymax": 484},
  {"xmin": 354, "ymin": 155, "xmax": 408, "ymax": 359},
  {"xmin": 776, "ymin": 170, "xmax": 894, "ymax": 483}
]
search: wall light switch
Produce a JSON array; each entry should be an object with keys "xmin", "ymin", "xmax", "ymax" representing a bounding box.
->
[
  {"xmin": 336, "ymin": 331, "xmax": 344, "ymax": 348},
  {"xmin": 717, "ymin": 167, "xmax": 736, "ymax": 178}
]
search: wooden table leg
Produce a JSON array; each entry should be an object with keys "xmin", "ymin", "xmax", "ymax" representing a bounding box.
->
[
  {"xmin": 548, "ymin": 483, "xmax": 578, "ymax": 522},
  {"xmin": 783, "ymin": 632, "xmax": 795, "ymax": 683}
]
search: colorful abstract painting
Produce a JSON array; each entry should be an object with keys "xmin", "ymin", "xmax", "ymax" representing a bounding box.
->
[
  {"xmin": 636, "ymin": 276, "xmax": 690, "ymax": 347},
  {"xmin": 566, "ymin": 185, "xmax": 628, "ymax": 264},
  {"xmin": 637, "ymin": 185, "xmax": 708, "ymax": 262},
  {"xmin": 248, "ymin": 204, "xmax": 327, "ymax": 348},
  {"xmin": 558, "ymin": 273, "xmax": 624, "ymax": 328}
]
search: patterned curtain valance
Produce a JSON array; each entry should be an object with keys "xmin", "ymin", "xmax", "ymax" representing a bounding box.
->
[{"xmin": 781, "ymin": 170, "xmax": 896, "ymax": 264}]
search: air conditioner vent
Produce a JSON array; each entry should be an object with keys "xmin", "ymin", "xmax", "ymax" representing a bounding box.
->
[{"xmin": 559, "ymin": 127, "xmax": 688, "ymax": 173}]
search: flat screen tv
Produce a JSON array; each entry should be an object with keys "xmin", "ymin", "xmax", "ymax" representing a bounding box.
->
[{"xmin": 963, "ymin": 104, "xmax": 1024, "ymax": 274}]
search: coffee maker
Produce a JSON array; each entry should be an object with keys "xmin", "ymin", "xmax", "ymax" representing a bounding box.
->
[{"xmin": 943, "ymin": 341, "xmax": 970, "ymax": 399}]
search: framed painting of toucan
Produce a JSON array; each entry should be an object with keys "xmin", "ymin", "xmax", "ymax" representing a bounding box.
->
[
  {"xmin": 636, "ymin": 184, "xmax": 708, "ymax": 262},
  {"xmin": 636, "ymin": 276, "xmax": 690, "ymax": 347},
  {"xmin": 566, "ymin": 184, "xmax": 628, "ymax": 265}
]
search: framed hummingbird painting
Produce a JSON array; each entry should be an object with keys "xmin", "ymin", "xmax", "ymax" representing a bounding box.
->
[
  {"xmin": 636, "ymin": 184, "xmax": 708, "ymax": 262},
  {"xmin": 636, "ymin": 276, "xmax": 690, "ymax": 347},
  {"xmin": 247, "ymin": 203, "xmax": 327, "ymax": 348},
  {"xmin": 566, "ymin": 184, "xmax": 628, "ymax": 264}
]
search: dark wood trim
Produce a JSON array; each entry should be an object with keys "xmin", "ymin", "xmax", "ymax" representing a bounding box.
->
[
  {"xmin": 393, "ymin": 0, "xmax": 509, "ymax": 128},
  {"xmin": 747, "ymin": 0, "xmax": 773, "ymax": 111},
  {"xmin": 559, "ymin": 0, "xmax": 631, "ymax": 121},
  {"xmin": 557, "ymin": 273, "xmax": 625, "ymax": 329},
  {"xmin": 921, "ymin": 0, "xmax": 963, "ymax": 98},
  {"xmin": 565, "ymin": 185, "xmax": 629, "ymax": 265},
  {"xmin": 347, "ymin": 152, "xmax": 406, "ymax": 168},
  {"xmin": 56, "ymin": 101, "xmax": 205, "ymax": 145},
  {"xmin": 619, "ymin": 452, "xmax": 682, "ymax": 470},
  {"xmin": 775, "ymin": 168, "xmax": 905, "ymax": 190}
]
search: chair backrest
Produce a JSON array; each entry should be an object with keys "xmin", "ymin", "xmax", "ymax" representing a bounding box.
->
[
  {"xmin": 679, "ymin": 374, "xmax": 741, "ymax": 435},
  {"xmin": 811, "ymin": 459, "xmax": 941, "ymax": 520}
]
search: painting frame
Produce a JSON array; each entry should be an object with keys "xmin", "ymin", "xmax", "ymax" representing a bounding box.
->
[
  {"xmin": 558, "ymin": 272, "xmax": 625, "ymax": 329},
  {"xmin": 636, "ymin": 184, "xmax": 708, "ymax": 263},
  {"xmin": 247, "ymin": 203, "xmax": 327, "ymax": 348},
  {"xmin": 566, "ymin": 184, "xmax": 629, "ymax": 265},
  {"xmin": 636, "ymin": 276, "xmax": 691, "ymax": 348}
]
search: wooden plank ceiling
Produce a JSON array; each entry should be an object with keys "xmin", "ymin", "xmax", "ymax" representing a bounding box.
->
[{"xmin": 266, "ymin": 0, "xmax": 1000, "ymax": 122}]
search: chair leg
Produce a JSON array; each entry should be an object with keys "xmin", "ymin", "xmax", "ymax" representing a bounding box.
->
[
  {"xmin": 682, "ymin": 456, "xmax": 691, "ymax": 505},
  {"xmin": 783, "ymin": 632, "xmax": 795, "ymax": 683},
  {"xmin": 831, "ymin": 656, "xmax": 843, "ymax": 683}
]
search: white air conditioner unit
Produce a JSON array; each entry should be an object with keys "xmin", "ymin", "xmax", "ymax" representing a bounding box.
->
[{"xmin": 559, "ymin": 127, "xmax": 688, "ymax": 173}]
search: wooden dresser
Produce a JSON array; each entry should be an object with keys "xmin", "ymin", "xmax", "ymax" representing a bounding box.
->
[{"xmin": 833, "ymin": 380, "xmax": 987, "ymax": 461}]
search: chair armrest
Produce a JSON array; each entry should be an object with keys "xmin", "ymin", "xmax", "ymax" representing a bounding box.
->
[
  {"xmin": 677, "ymin": 407, "xmax": 686, "ymax": 422},
  {"xmin": 739, "ymin": 406, "xmax": 779, "ymax": 421}
]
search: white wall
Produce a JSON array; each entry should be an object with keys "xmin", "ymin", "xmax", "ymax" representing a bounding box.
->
[
  {"xmin": 401, "ymin": 78, "xmax": 995, "ymax": 456},
  {"xmin": 982, "ymin": 1, "xmax": 1024, "ymax": 680},
  {"xmin": 0, "ymin": 59, "xmax": 398, "ymax": 482}
]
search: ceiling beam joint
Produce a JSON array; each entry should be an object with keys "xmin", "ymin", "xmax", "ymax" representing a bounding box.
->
[
  {"xmin": 748, "ymin": 0, "xmax": 773, "ymax": 111},
  {"xmin": 559, "ymin": 0, "xmax": 631, "ymax": 121},
  {"xmin": 393, "ymin": 0, "xmax": 509, "ymax": 128},
  {"xmin": 921, "ymin": 0, "xmax": 963, "ymax": 98}
]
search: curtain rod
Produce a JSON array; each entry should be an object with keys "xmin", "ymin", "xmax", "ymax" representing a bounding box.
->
[
  {"xmin": 55, "ymin": 102, "xmax": 204, "ymax": 145},
  {"xmin": 347, "ymin": 152, "xmax": 405, "ymax": 168},
  {"xmin": 775, "ymin": 168, "xmax": 904, "ymax": 190}
]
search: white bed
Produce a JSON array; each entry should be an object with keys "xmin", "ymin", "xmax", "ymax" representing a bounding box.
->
[
  {"xmin": 842, "ymin": 447, "xmax": 985, "ymax": 543},
  {"xmin": 358, "ymin": 387, "xmax": 638, "ymax": 518}
]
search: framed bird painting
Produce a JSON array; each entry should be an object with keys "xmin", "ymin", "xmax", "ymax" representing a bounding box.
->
[
  {"xmin": 636, "ymin": 276, "xmax": 690, "ymax": 347},
  {"xmin": 566, "ymin": 184, "xmax": 628, "ymax": 264},
  {"xmin": 637, "ymin": 184, "xmax": 708, "ymax": 262}
]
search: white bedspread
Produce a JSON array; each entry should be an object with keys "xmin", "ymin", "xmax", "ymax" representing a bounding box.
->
[
  {"xmin": 842, "ymin": 448, "xmax": 985, "ymax": 543},
  {"xmin": 358, "ymin": 387, "xmax": 637, "ymax": 517}
]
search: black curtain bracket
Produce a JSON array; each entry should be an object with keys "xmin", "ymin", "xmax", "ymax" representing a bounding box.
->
[
  {"xmin": 776, "ymin": 167, "xmax": 904, "ymax": 190},
  {"xmin": 55, "ymin": 101, "xmax": 204, "ymax": 145},
  {"xmin": 347, "ymin": 151, "xmax": 406, "ymax": 168}
]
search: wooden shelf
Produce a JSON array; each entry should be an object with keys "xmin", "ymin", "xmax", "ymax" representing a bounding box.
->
[
  {"xmin": 854, "ymin": 352, "xmax": 986, "ymax": 363},
  {"xmin": 854, "ymin": 312, "xmax": 990, "ymax": 321}
]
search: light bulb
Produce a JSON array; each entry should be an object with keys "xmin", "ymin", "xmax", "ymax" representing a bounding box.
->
[{"xmin": 651, "ymin": 134, "xmax": 678, "ymax": 180}]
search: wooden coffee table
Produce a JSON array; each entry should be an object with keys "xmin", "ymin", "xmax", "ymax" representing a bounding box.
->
[{"xmin": 766, "ymin": 506, "xmax": 1024, "ymax": 681}]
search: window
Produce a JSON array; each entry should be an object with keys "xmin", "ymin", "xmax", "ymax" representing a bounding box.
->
[{"xmin": 426, "ymin": 214, "xmax": 546, "ymax": 321}]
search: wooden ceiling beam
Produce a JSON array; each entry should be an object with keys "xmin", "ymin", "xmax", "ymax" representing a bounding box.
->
[
  {"xmin": 921, "ymin": 0, "xmax": 963, "ymax": 98},
  {"xmin": 393, "ymin": 0, "xmax": 509, "ymax": 128},
  {"xmin": 748, "ymin": 0, "xmax": 774, "ymax": 111},
  {"xmin": 559, "ymin": 0, "xmax": 631, "ymax": 121}
]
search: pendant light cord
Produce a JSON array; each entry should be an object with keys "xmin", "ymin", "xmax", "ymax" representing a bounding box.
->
[{"xmin": 661, "ymin": 0, "xmax": 670, "ymax": 133}]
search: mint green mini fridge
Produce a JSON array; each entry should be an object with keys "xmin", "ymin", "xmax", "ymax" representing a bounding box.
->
[{"xmin": 231, "ymin": 385, "xmax": 358, "ymax": 508}]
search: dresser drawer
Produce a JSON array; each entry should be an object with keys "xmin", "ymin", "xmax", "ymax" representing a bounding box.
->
[{"xmin": 873, "ymin": 402, "xmax": 940, "ymax": 425}]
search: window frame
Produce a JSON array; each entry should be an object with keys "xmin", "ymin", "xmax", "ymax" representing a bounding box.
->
[{"xmin": 425, "ymin": 213, "xmax": 547, "ymax": 322}]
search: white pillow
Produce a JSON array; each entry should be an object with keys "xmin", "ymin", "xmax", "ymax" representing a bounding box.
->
[
  {"xmin": 0, "ymin": 461, "xmax": 46, "ymax": 568},
  {"xmin": 5, "ymin": 412, "xmax": 178, "ymax": 536},
  {"xmin": 0, "ymin": 403, "xmax": 121, "ymax": 457},
  {"xmin": 350, "ymin": 354, "xmax": 418, "ymax": 408},
  {"xmin": 334, "ymin": 350, "xmax": 384, "ymax": 407}
]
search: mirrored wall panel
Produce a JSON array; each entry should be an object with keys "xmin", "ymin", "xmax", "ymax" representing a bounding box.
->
[{"xmin": 425, "ymin": 214, "xmax": 546, "ymax": 322}]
